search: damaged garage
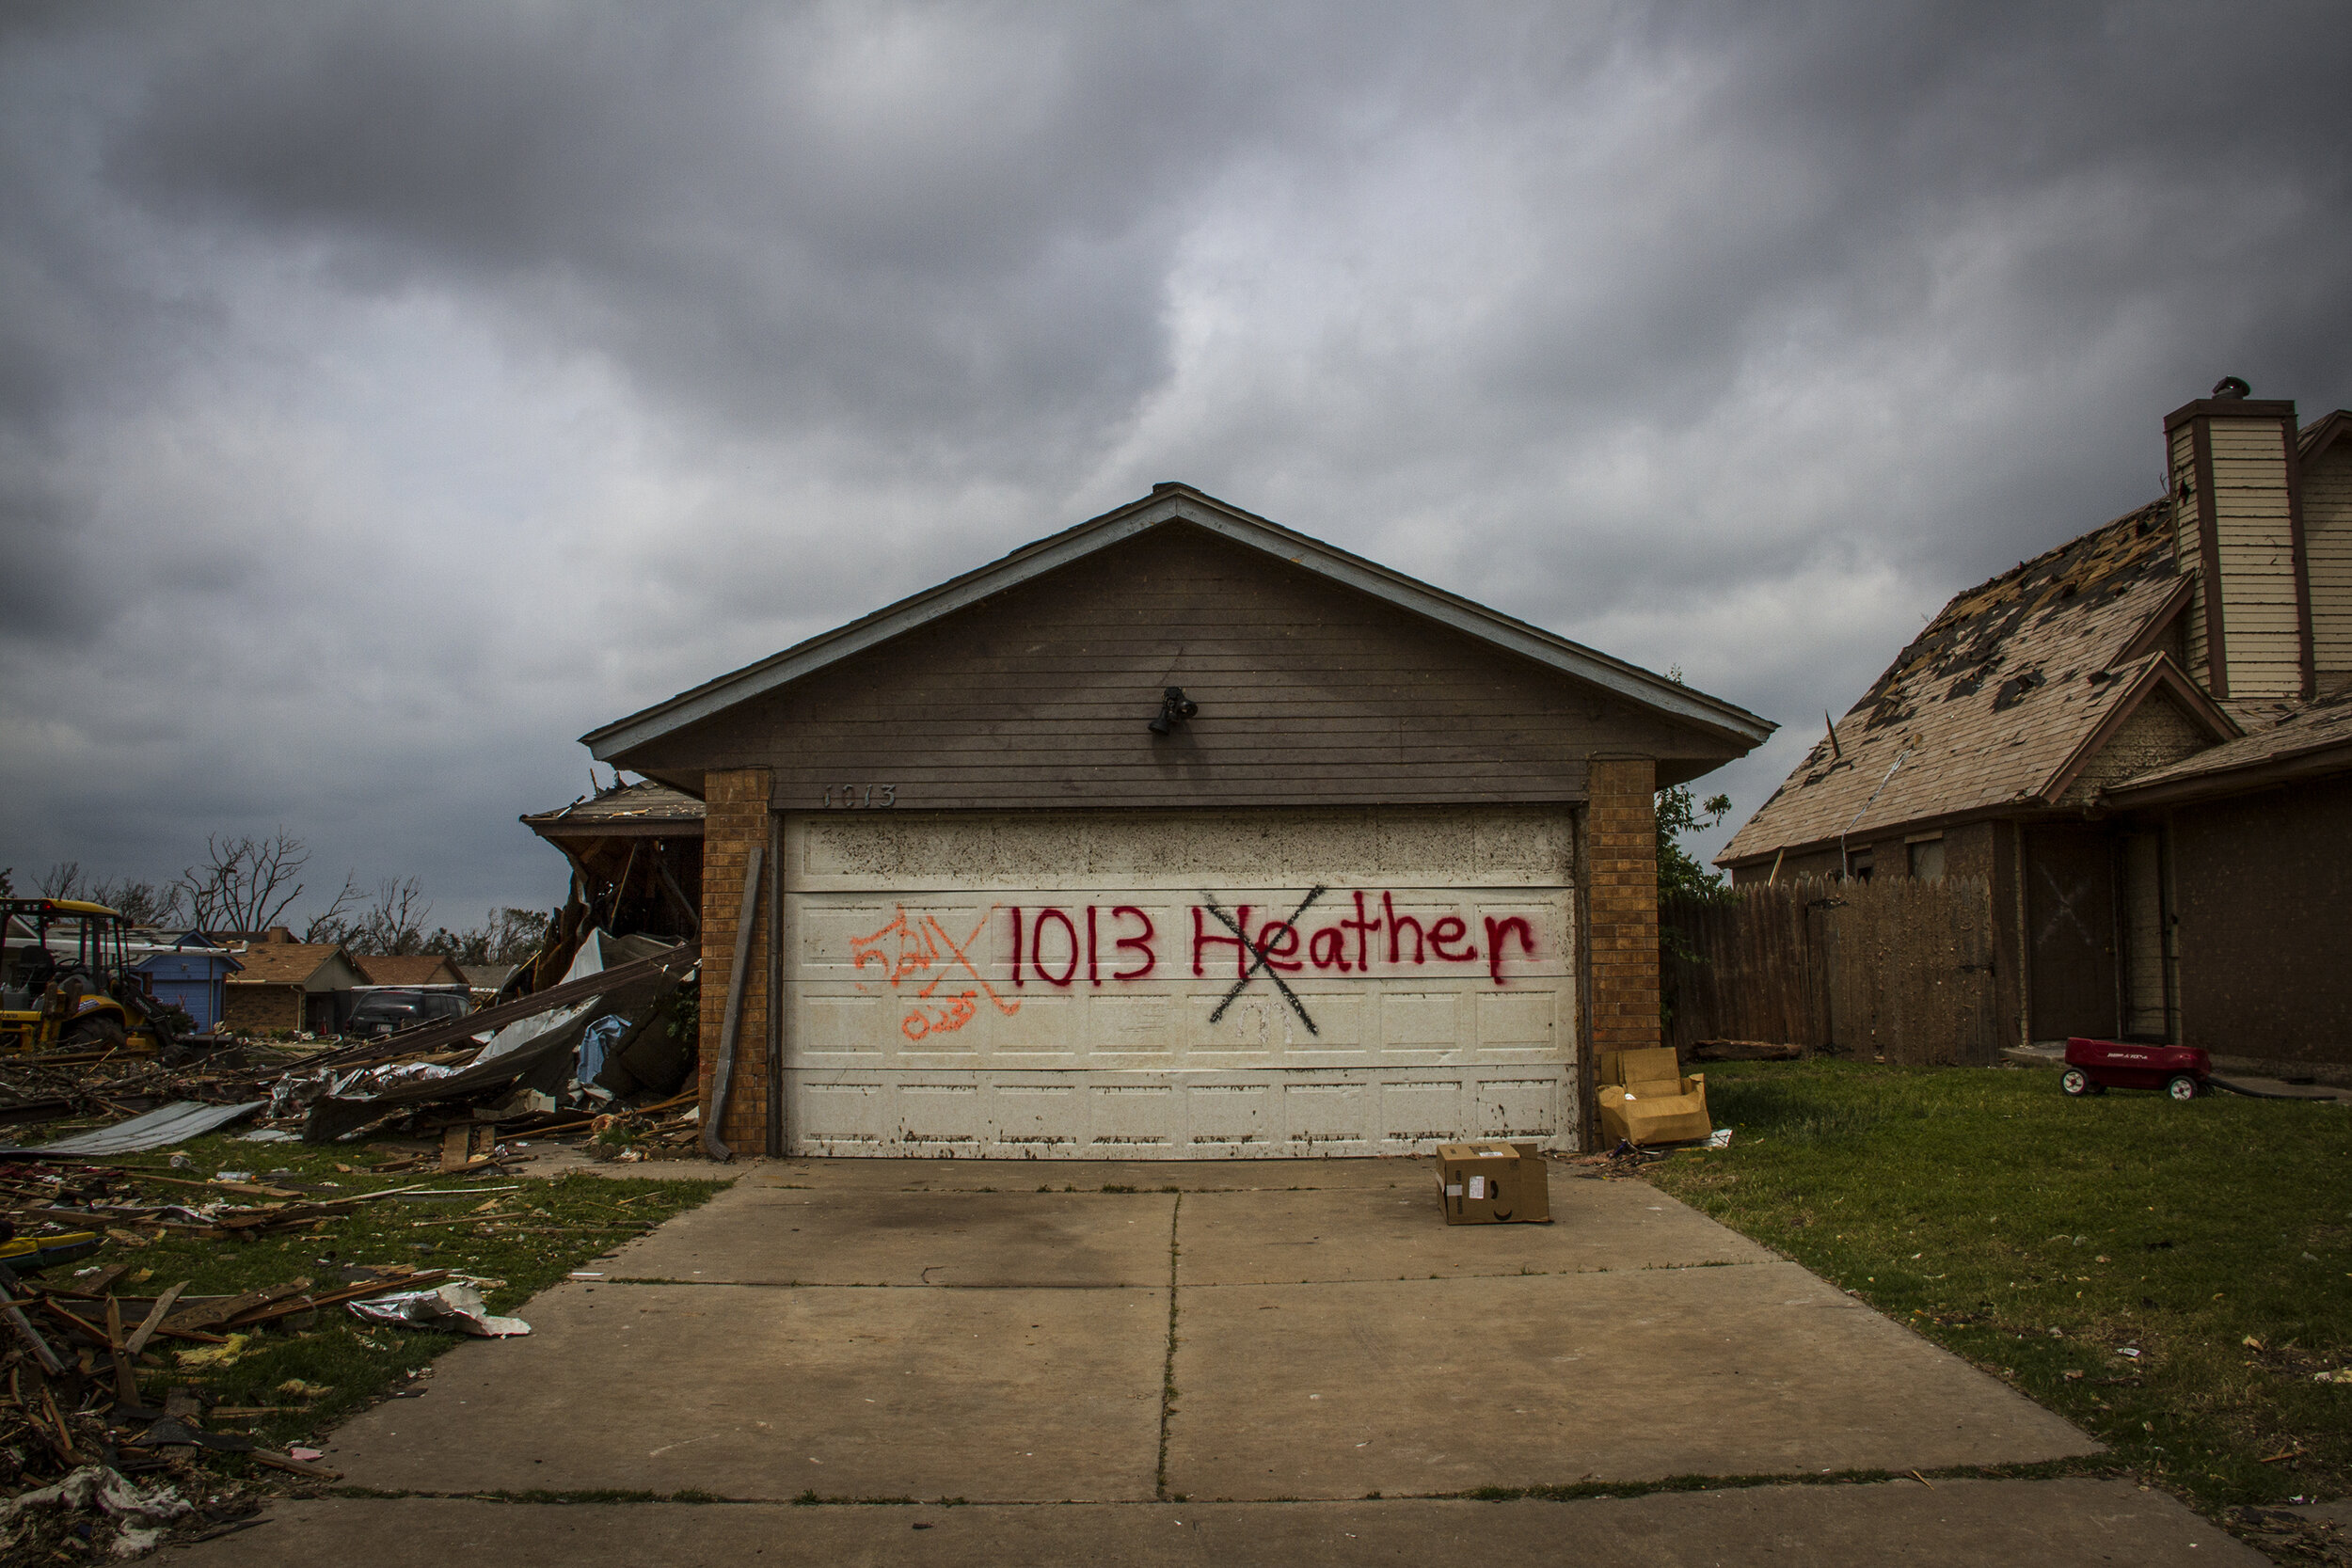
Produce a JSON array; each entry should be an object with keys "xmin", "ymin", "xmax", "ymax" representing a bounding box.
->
[{"xmin": 580, "ymin": 484, "xmax": 1772, "ymax": 1158}]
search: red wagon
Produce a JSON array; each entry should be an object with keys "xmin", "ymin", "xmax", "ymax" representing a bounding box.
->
[{"xmin": 2061, "ymin": 1037, "xmax": 2210, "ymax": 1101}]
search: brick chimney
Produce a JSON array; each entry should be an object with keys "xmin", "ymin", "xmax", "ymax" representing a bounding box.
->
[{"xmin": 2165, "ymin": 378, "xmax": 2314, "ymax": 701}]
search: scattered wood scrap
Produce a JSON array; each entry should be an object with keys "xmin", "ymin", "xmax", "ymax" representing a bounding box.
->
[{"xmin": 1687, "ymin": 1039, "xmax": 1806, "ymax": 1062}]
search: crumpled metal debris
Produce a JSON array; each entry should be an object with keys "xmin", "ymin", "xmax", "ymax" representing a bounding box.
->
[
  {"xmin": 334, "ymin": 1059, "xmax": 461, "ymax": 1096},
  {"xmin": 476, "ymin": 1000, "xmax": 594, "ymax": 1067},
  {"xmin": 347, "ymin": 1280, "xmax": 530, "ymax": 1338}
]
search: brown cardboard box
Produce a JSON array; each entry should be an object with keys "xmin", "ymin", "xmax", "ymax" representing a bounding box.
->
[
  {"xmin": 1435, "ymin": 1140, "xmax": 1551, "ymax": 1224},
  {"xmin": 1597, "ymin": 1047, "xmax": 1713, "ymax": 1147}
]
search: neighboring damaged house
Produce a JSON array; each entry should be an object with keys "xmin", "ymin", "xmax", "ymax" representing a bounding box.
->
[
  {"xmin": 459, "ymin": 963, "xmax": 516, "ymax": 1004},
  {"xmin": 1721, "ymin": 383, "xmax": 2352, "ymax": 1067},
  {"xmin": 520, "ymin": 778, "xmax": 706, "ymax": 943},
  {"xmin": 352, "ymin": 953, "xmax": 471, "ymax": 990},
  {"xmin": 129, "ymin": 932, "xmax": 241, "ymax": 1033},
  {"xmin": 580, "ymin": 483, "xmax": 1772, "ymax": 1158},
  {"xmin": 223, "ymin": 942, "xmax": 367, "ymax": 1036}
]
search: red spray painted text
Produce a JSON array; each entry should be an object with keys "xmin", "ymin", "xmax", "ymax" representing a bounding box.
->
[
  {"xmin": 853, "ymin": 892, "xmax": 1539, "ymax": 1043},
  {"xmin": 1005, "ymin": 892, "xmax": 1535, "ymax": 990}
]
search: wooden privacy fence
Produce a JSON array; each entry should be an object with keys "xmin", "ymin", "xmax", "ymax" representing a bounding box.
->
[{"xmin": 1662, "ymin": 875, "xmax": 1998, "ymax": 1066}]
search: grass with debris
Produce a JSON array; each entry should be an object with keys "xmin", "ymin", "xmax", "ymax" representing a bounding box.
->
[
  {"xmin": 1645, "ymin": 1058, "xmax": 2352, "ymax": 1513},
  {"xmin": 66, "ymin": 1133, "xmax": 723, "ymax": 1459}
]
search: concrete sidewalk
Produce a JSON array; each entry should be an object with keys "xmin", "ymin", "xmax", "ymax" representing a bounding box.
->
[
  {"xmin": 178, "ymin": 1480, "xmax": 2257, "ymax": 1566},
  {"xmin": 180, "ymin": 1158, "xmax": 2249, "ymax": 1564}
]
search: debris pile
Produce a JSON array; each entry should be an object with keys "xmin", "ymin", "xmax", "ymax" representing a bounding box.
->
[
  {"xmin": 0, "ymin": 1464, "xmax": 202, "ymax": 1560},
  {"xmin": 0, "ymin": 1045, "xmax": 299, "ymax": 1141},
  {"xmin": 0, "ymin": 1237, "xmax": 402, "ymax": 1556},
  {"xmin": 1, "ymin": 937, "xmax": 698, "ymax": 1163},
  {"xmin": 2224, "ymin": 1506, "xmax": 2350, "ymax": 1565},
  {"xmin": 580, "ymin": 1096, "xmax": 704, "ymax": 1164},
  {"xmin": 0, "ymin": 1141, "xmax": 561, "ymax": 1557},
  {"xmin": 0, "ymin": 932, "xmax": 703, "ymax": 1553},
  {"xmin": 1561, "ymin": 1139, "xmax": 1671, "ymax": 1178},
  {"xmin": 271, "ymin": 938, "xmax": 697, "ymax": 1149}
]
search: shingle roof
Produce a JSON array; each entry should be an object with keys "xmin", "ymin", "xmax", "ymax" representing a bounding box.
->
[
  {"xmin": 522, "ymin": 778, "xmax": 706, "ymax": 828},
  {"xmin": 225, "ymin": 942, "xmax": 348, "ymax": 987},
  {"xmin": 1719, "ymin": 501, "xmax": 2201, "ymax": 863},
  {"xmin": 353, "ymin": 954, "xmax": 469, "ymax": 988}
]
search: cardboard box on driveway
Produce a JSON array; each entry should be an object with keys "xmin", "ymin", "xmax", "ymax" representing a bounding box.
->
[{"xmin": 1435, "ymin": 1140, "xmax": 1550, "ymax": 1224}]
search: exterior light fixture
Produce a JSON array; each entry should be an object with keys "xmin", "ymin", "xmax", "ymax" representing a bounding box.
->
[{"xmin": 1148, "ymin": 686, "xmax": 1199, "ymax": 736}]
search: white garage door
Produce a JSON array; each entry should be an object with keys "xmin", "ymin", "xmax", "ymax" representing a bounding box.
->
[{"xmin": 779, "ymin": 807, "xmax": 1579, "ymax": 1158}]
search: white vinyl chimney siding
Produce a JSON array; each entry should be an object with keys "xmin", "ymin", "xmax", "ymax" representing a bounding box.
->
[
  {"xmin": 2205, "ymin": 417, "xmax": 2306, "ymax": 700},
  {"xmin": 2170, "ymin": 420, "xmax": 2213, "ymax": 688},
  {"xmin": 2169, "ymin": 407, "xmax": 2312, "ymax": 702},
  {"xmin": 2305, "ymin": 445, "xmax": 2352, "ymax": 688}
]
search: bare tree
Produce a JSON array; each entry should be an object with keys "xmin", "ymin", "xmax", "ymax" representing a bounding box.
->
[
  {"xmin": 423, "ymin": 908, "xmax": 552, "ymax": 966},
  {"xmin": 93, "ymin": 878, "xmax": 185, "ymax": 927},
  {"xmin": 38, "ymin": 861, "xmax": 186, "ymax": 926},
  {"xmin": 179, "ymin": 830, "xmax": 310, "ymax": 935},
  {"xmin": 302, "ymin": 873, "xmax": 365, "ymax": 944},
  {"xmin": 349, "ymin": 877, "xmax": 432, "ymax": 957}
]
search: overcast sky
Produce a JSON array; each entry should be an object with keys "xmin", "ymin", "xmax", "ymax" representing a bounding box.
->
[{"xmin": 5, "ymin": 2, "xmax": 2349, "ymax": 931}]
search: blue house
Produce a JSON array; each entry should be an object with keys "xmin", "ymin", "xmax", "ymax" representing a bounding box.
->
[{"xmin": 131, "ymin": 933, "xmax": 243, "ymax": 1032}]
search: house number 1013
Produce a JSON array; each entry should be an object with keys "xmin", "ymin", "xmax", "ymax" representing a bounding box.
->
[{"xmin": 823, "ymin": 784, "xmax": 897, "ymax": 808}]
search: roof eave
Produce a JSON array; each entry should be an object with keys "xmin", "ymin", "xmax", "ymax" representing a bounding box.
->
[
  {"xmin": 2296, "ymin": 409, "xmax": 2352, "ymax": 463},
  {"xmin": 524, "ymin": 816, "xmax": 705, "ymax": 838},
  {"xmin": 2115, "ymin": 575, "xmax": 2198, "ymax": 663},
  {"xmin": 581, "ymin": 487, "xmax": 1775, "ymax": 762},
  {"xmin": 1716, "ymin": 798, "xmax": 2058, "ymax": 869},
  {"xmin": 2101, "ymin": 735, "xmax": 2352, "ymax": 810}
]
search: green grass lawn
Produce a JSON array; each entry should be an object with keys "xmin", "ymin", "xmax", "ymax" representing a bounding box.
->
[
  {"xmin": 1645, "ymin": 1059, "xmax": 2352, "ymax": 1513},
  {"xmin": 59, "ymin": 1134, "xmax": 723, "ymax": 1462}
]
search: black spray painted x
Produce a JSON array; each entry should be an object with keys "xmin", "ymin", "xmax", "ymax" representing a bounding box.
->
[{"xmin": 1201, "ymin": 886, "xmax": 1327, "ymax": 1036}]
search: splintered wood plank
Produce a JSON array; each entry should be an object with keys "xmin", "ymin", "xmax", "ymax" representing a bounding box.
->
[
  {"xmin": 126, "ymin": 1283, "xmax": 188, "ymax": 1356},
  {"xmin": 106, "ymin": 1295, "xmax": 140, "ymax": 1406},
  {"xmin": 78, "ymin": 1262, "xmax": 134, "ymax": 1296},
  {"xmin": 163, "ymin": 1277, "xmax": 311, "ymax": 1334}
]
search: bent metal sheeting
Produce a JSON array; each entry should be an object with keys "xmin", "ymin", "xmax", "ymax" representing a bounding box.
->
[{"xmin": 5, "ymin": 1099, "xmax": 262, "ymax": 1158}]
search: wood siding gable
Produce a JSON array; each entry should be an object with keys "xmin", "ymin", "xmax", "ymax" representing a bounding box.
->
[
  {"xmin": 615, "ymin": 523, "xmax": 1732, "ymax": 811},
  {"xmin": 586, "ymin": 485, "xmax": 1768, "ymax": 763}
]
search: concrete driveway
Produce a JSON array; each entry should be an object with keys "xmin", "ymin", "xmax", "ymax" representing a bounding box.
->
[{"xmin": 183, "ymin": 1159, "xmax": 2256, "ymax": 1566}]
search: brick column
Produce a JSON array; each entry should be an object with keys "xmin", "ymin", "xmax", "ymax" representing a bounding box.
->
[
  {"xmin": 698, "ymin": 768, "xmax": 772, "ymax": 1155},
  {"xmin": 1587, "ymin": 757, "xmax": 1661, "ymax": 1059}
]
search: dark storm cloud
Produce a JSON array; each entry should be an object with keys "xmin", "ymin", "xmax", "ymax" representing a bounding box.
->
[
  {"xmin": 3, "ymin": 1, "xmax": 2350, "ymax": 908},
  {"xmin": 104, "ymin": 3, "xmax": 1434, "ymax": 465}
]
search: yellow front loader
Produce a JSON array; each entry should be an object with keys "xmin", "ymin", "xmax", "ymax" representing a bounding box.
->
[{"xmin": 0, "ymin": 898, "xmax": 176, "ymax": 1056}]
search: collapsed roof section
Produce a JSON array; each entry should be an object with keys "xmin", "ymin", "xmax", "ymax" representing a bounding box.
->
[
  {"xmin": 520, "ymin": 779, "xmax": 707, "ymax": 836},
  {"xmin": 519, "ymin": 778, "xmax": 705, "ymax": 950}
]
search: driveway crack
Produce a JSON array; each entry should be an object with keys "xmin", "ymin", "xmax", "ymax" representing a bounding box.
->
[{"xmin": 1155, "ymin": 1192, "xmax": 1182, "ymax": 1502}]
